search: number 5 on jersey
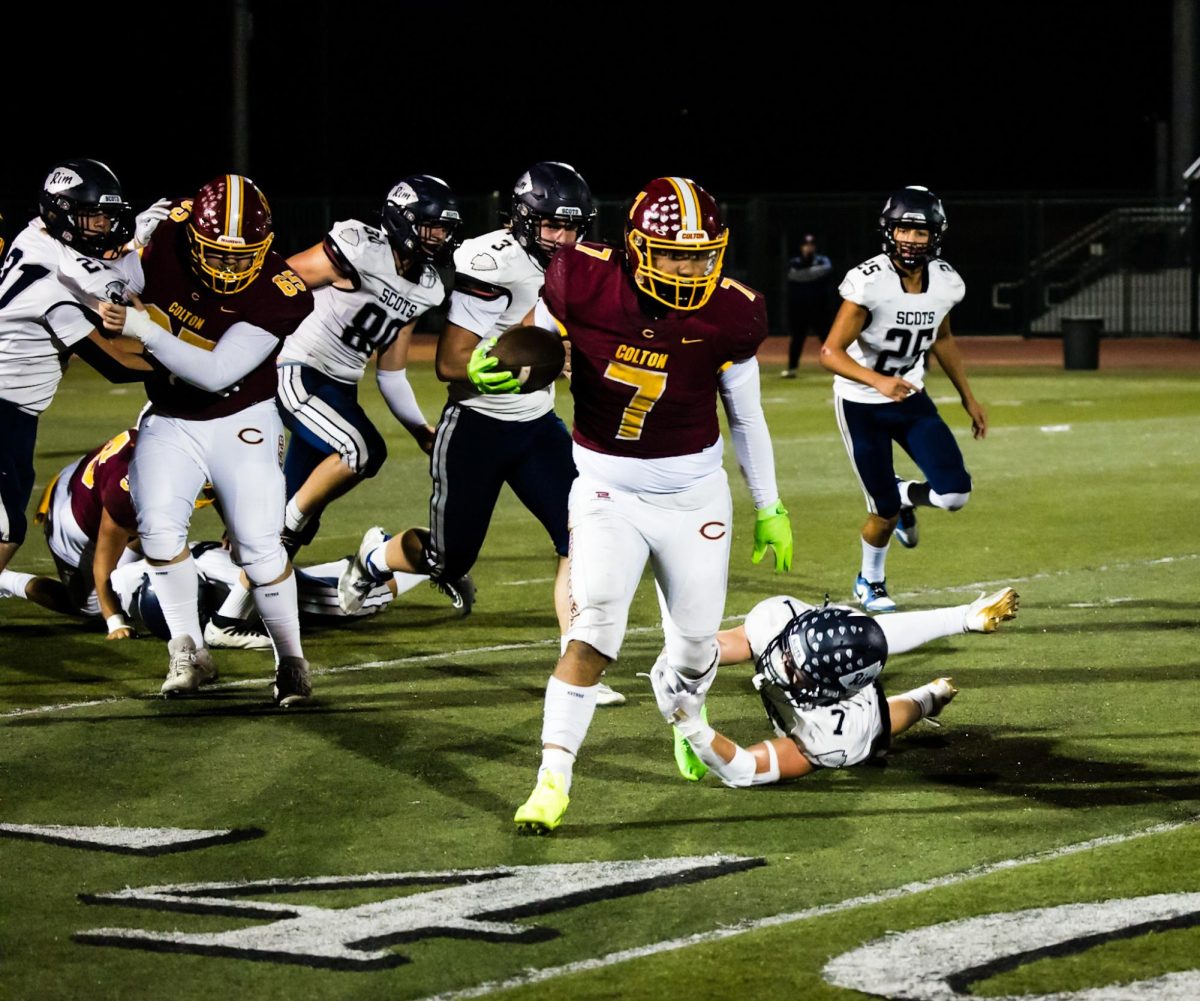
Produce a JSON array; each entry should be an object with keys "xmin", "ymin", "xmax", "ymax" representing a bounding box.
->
[{"xmin": 604, "ymin": 361, "xmax": 668, "ymax": 440}]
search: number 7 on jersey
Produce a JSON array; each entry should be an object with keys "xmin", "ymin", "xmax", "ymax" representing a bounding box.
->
[{"xmin": 603, "ymin": 361, "xmax": 668, "ymax": 440}]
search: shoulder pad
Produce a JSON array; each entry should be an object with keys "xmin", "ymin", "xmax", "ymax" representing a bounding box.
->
[
  {"xmin": 569, "ymin": 241, "xmax": 618, "ymax": 264},
  {"xmin": 454, "ymin": 230, "xmax": 529, "ymax": 281},
  {"xmin": 932, "ymin": 258, "xmax": 964, "ymax": 286},
  {"xmin": 328, "ymin": 219, "xmax": 387, "ymax": 267},
  {"xmin": 839, "ymin": 256, "xmax": 888, "ymax": 305}
]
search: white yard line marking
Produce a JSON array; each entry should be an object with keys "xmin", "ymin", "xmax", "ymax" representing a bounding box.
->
[
  {"xmin": 417, "ymin": 816, "xmax": 1199, "ymax": 1001},
  {"xmin": 498, "ymin": 578, "xmax": 555, "ymax": 587},
  {"xmin": 3, "ymin": 552, "xmax": 1195, "ymax": 721}
]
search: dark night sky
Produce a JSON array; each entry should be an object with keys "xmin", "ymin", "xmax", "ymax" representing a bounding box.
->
[{"xmin": 0, "ymin": 3, "xmax": 1177, "ymax": 205}]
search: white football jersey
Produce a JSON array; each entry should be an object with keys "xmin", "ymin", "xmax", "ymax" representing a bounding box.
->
[
  {"xmin": 277, "ymin": 219, "xmax": 446, "ymax": 383},
  {"xmin": 744, "ymin": 594, "xmax": 885, "ymax": 768},
  {"xmin": 834, "ymin": 253, "xmax": 965, "ymax": 405},
  {"xmin": 0, "ymin": 221, "xmax": 131, "ymax": 414},
  {"xmin": 444, "ymin": 228, "xmax": 553, "ymax": 421}
]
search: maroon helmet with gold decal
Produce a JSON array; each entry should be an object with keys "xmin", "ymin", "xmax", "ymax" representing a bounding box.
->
[
  {"xmin": 625, "ymin": 176, "xmax": 728, "ymax": 311},
  {"xmin": 186, "ymin": 174, "xmax": 275, "ymax": 295}
]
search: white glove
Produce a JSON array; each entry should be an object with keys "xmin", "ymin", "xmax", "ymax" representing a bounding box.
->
[
  {"xmin": 648, "ymin": 654, "xmax": 707, "ymax": 726},
  {"xmin": 134, "ymin": 198, "xmax": 172, "ymax": 247}
]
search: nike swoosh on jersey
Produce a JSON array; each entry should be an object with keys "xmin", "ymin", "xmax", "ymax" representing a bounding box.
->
[{"xmin": 682, "ymin": 338, "xmax": 703, "ymax": 344}]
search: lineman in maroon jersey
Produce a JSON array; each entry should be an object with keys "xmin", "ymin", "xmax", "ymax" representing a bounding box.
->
[
  {"xmin": 0, "ymin": 428, "xmax": 141, "ymax": 634},
  {"xmin": 514, "ymin": 176, "xmax": 794, "ymax": 832},
  {"xmin": 98, "ymin": 175, "xmax": 317, "ymax": 705}
]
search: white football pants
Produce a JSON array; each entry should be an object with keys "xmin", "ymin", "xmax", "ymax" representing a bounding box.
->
[
  {"xmin": 130, "ymin": 401, "xmax": 288, "ymax": 583},
  {"xmin": 565, "ymin": 469, "xmax": 732, "ymax": 672}
]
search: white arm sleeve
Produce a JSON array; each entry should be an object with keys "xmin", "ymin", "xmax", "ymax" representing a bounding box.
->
[
  {"xmin": 125, "ymin": 311, "xmax": 278, "ymax": 392},
  {"xmin": 376, "ymin": 368, "xmax": 427, "ymax": 430},
  {"xmin": 679, "ymin": 720, "xmax": 781, "ymax": 788},
  {"xmin": 718, "ymin": 357, "xmax": 779, "ymax": 509}
]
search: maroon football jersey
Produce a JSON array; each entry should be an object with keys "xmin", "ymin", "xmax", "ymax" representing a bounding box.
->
[
  {"xmin": 543, "ymin": 242, "xmax": 767, "ymax": 459},
  {"xmin": 68, "ymin": 429, "xmax": 139, "ymax": 539},
  {"xmin": 135, "ymin": 207, "xmax": 313, "ymax": 420}
]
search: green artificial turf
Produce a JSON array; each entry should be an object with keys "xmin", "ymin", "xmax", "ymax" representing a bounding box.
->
[{"xmin": 1, "ymin": 357, "xmax": 1197, "ymax": 1000}]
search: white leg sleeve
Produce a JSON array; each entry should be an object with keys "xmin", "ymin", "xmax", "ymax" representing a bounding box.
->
[
  {"xmin": 877, "ymin": 606, "xmax": 966, "ymax": 654},
  {"xmin": 252, "ymin": 569, "xmax": 303, "ymax": 661},
  {"xmin": 929, "ymin": 489, "xmax": 970, "ymax": 511},
  {"xmin": 146, "ymin": 557, "xmax": 205, "ymax": 647}
]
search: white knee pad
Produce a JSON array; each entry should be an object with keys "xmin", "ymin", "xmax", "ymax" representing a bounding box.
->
[
  {"xmin": 139, "ymin": 529, "xmax": 188, "ymax": 563},
  {"xmin": 930, "ymin": 489, "xmax": 970, "ymax": 511},
  {"xmin": 237, "ymin": 543, "xmax": 288, "ymax": 587},
  {"xmin": 665, "ymin": 634, "xmax": 719, "ymax": 683}
]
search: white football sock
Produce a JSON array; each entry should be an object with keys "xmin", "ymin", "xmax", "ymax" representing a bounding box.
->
[
  {"xmin": 860, "ymin": 539, "xmax": 888, "ymax": 582},
  {"xmin": 390, "ymin": 571, "xmax": 426, "ymax": 597},
  {"xmin": 252, "ymin": 570, "xmax": 304, "ymax": 661},
  {"xmin": 539, "ymin": 675, "xmax": 599, "ymax": 793},
  {"xmin": 284, "ymin": 497, "xmax": 310, "ymax": 533},
  {"xmin": 539, "ymin": 747, "xmax": 576, "ymax": 785},
  {"xmin": 0, "ymin": 569, "xmax": 34, "ymax": 599},
  {"xmin": 216, "ymin": 583, "xmax": 256, "ymax": 620},
  {"xmin": 366, "ymin": 544, "xmax": 392, "ymax": 581},
  {"xmin": 877, "ymin": 607, "xmax": 965, "ymax": 654},
  {"xmin": 900, "ymin": 681, "xmax": 941, "ymax": 719},
  {"xmin": 898, "ymin": 480, "xmax": 914, "ymax": 506},
  {"xmin": 148, "ymin": 557, "xmax": 205, "ymax": 647}
]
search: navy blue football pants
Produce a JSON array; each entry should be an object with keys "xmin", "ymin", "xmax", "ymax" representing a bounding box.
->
[
  {"xmin": 835, "ymin": 390, "xmax": 971, "ymax": 519},
  {"xmin": 0, "ymin": 398, "xmax": 39, "ymax": 545},
  {"xmin": 427, "ymin": 402, "xmax": 575, "ymax": 583},
  {"xmin": 277, "ymin": 364, "xmax": 388, "ymax": 498}
]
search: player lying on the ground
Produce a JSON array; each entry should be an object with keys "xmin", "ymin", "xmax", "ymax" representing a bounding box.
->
[
  {"xmin": 0, "ymin": 428, "xmax": 142, "ymax": 638},
  {"xmin": 650, "ymin": 587, "xmax": 1018, "ymax": 786},
  {"xmin": 110, "ymin": 541, "xmax": 432, "ymax": 644},
  {"xmin": 0, "ymin": 423, "xmax": 447, "ymax": 648}
]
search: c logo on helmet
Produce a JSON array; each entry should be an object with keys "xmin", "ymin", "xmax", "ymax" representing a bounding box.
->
[
  {"xmin": 700, "ymin": 521, "xmax": 726, "ymax": 540},
  {"xmin": 237, "ymin": 428, "xmax": 264, "ymax": 445}
]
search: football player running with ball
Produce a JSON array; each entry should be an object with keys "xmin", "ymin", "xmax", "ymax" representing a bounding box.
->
[
  {"xmin": 514, "ymin": 176, "xmax": 793, "ymax": 833},
  {"xmin": 338, "ymin": 163, "xmax": 599, "ymax": 661},
  {"xmin": 99, "ymin": 175, "xmax": 317, "ymax": 706},
  {"xmin": 820, "ymin": 186, "xmax": 987, "ymax": 613},
  {"xmin": 652, "ymin": 587, "xmax": 1018, "ymax": 786}
]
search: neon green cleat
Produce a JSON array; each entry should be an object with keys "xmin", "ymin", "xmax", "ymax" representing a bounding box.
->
[
  {"xmin": 514, "ymin": 770, "xmax": 570, "ymax": 834},
  {"xmin": 673, "ymin": 705, "xmax": 710, "ymax": 781}
]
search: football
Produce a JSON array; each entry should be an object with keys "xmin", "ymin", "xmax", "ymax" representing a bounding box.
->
[{"xmin": 491, "ymin": 324, "xmax": 566, "ymax": 394}]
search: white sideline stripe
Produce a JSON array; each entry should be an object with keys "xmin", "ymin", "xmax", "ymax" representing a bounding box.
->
[
  {"xmin": 3, "ymin": 551, "xmax": 1196, "ymax": 721},
  {"xmin": 417, "ymin": 816, "xmax": 1200, "ymax": 1001}
]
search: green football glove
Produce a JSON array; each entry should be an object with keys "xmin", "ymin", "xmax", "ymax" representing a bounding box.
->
[
  {"xmin": 751, "ymin": 500, "xmax": 793, "ymax": 573},
  {"xmin": 673, "ymin": 704, "xmax": 710, "ymax": 782},
  {"xmin": 467, "ymin": 337, "xmax": 521, "ymax": 395}
]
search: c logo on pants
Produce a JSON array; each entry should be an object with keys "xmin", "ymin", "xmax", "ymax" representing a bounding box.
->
[
  {"xmin": 237, "ymin": 428, "xmax": 264, "ymax": 445},
  {"xmin": 700, "ymin": 521, "xmax": 726, "ymax": 540}
]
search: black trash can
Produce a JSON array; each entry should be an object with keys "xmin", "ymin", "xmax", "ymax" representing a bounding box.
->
[{"xmin": 1062, "ymin": 317, "xmax": 1102, "ymax": 370}]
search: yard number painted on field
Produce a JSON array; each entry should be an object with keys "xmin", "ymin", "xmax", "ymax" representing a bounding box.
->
[
  {"xmin": 76, "ymin": 855, "xmax": 762, "ymax": 970},
  {"xmin": 823, "ymin": 891, "xmax": 1200, "ymax": 999}
]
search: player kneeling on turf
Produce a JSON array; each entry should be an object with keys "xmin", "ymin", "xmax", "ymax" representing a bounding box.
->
[{"xmin": 651, "ymin": 588, "xmax": 1018, "ymax": 785}]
